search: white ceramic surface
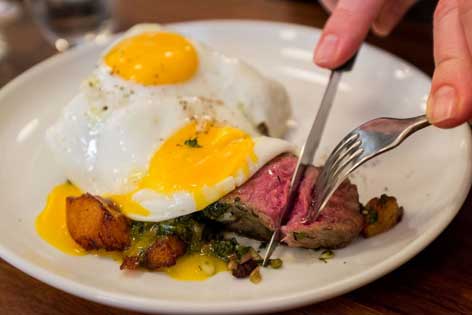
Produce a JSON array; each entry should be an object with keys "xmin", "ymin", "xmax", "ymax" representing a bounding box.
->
[{"xmin": 0, "ymin": 20, "xmax": 470, "ymax": 314}]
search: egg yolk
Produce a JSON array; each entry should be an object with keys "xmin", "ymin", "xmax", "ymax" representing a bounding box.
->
[
  {"xmin": 164, "ymin": 253, "xmax": 227, "ymax": 281},
  {"xmin": 111, "ymin": 122, "xmax": 257, "ymax": 216},
  {"xmin": 35, "ymin": 182, "xmax": 85, "ymax": 256},
  {"xmin": 36, "ymin": 183, "xmax": 226, "ymax": 281},
  {"xmin": 104, "ymin": 32, "xmax": 198, "ymax": 85}
]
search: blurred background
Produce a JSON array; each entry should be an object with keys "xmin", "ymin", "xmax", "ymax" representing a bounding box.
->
[{"xmin": 0, "ymin": 0, "xmax": 437, "ymax": 88}]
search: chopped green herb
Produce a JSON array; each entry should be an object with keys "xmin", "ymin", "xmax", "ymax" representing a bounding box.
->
[
  {"xmin": 204, "ymin": 238, "xmax": 254, "ymax": 262},
  {"xmin": 202, "ymin": 202, "xmax": 229, "ymax": 220},
  {"xmin": 367, "ymin": 209, "xmax": 378, "ymax": 224},
  {"xmin": 319, "ymin": 250, "xmax": 334, "ymax": 263},
  {"xmin": 206, "ymin": 239, "xmax": 237, "ymax": 261},
  {"xmin": 184, "ymin": 138, "xmax": 202, "ymax": 148}
]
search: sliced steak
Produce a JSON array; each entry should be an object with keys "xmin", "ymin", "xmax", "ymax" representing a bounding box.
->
[
  {"xmin": 202, "ymin": 153, "xmax": 364, "ymax": 248},
  {"xmin": 203, "ymin": 153, "xmax": 296, "ymax": 240},
  {"xmin": 281, "ymin": 167, "xmax": 363, "ymax": 249}
]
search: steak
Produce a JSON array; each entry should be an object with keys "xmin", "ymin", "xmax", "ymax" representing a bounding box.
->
[
  {"xmin": 203, "ymin": 153, "xmax": 296, "ymax": 240},
  {"xmin": 203, "ymin": 153, "xmax": 364, "ymax": 248},
  {"xmin": 281, "ymin": 167, "xmax": 363, "ymax": 249}
]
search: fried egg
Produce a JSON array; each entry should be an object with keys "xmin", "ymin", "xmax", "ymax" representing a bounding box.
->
[{"xmin": 46, "ymin": 24, "xmax": 295, "ymax": 223}]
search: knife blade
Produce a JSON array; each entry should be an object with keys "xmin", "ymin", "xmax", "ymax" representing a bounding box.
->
[{"xmin": 262, "ymin": 54, "xmax": 358, "ymax": 266}]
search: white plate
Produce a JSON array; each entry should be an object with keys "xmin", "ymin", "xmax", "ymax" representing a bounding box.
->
[{"xmin": 0, "ymin": 20, "xmax": 471, "ymax": 314}]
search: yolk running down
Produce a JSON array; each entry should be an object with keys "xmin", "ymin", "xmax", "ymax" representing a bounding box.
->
[
  {"xmin": 35, "ymin": 184, "xmax": 225, "ymax": 281},
  {"xmin": 164, "ymin": 253, "xmax": 227, "ymax": 281},
  {"xmin": 35, "ymin": 182, "xmax": 85, "ymax": 256},
  {"xmin": 111, "ymin": 122, "xmax": 257, "ymax": 216},
  {"xmin": 104, "ymin": 32, "xmax": 198, "ymax": 85}
]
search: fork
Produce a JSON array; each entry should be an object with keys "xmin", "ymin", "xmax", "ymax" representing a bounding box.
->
[{"xmin": 302, "ymin": 114, "xmax": 431, "ymax": 223}]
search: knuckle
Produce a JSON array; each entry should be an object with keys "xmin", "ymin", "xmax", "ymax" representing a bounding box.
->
[{"xmin": 435, "ymin": 54, "xmax": 471, "ymax": 72}]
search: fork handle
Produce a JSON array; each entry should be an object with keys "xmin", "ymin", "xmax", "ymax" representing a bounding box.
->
[
  {"xmin": 303, "ymin": 114, "xmax": 430, "ymax": 224},
  {"xmin": 395, "ymin": 115, "xmax": 431, "ymax": 137}
]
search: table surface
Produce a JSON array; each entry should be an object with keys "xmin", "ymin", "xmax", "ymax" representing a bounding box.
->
[{"xmin": 2, "ymin": 1, "xmax": 471, "ymax": 314}]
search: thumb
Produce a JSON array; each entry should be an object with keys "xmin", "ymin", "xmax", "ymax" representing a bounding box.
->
[{"xmin": 427, "ymin": 0, "xmax": 472, "ymax": 128}]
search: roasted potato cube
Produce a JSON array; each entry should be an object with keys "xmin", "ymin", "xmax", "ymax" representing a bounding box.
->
[
  {"xmin": 232, "ymin": 259, "xmax": 258, "ymax": 278},
  {"xmin": 66, "ymin": 193, "xmax": 130, "ymax": 251},
  {"xmin": 362, "ymin": 194, "xmax": 403, "ymax": 238},
  {"xmin": 120, "ymin": 256, "xmax": 140, "ymax": 270},
  {"xmin": 143, "ymin": 236, "xmax": 186, "ymax": 270}
]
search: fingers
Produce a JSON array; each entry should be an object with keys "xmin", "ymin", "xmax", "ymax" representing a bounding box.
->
[
  {"xmin": 427, "ymin": 0, "xmax": 472, "ymax": 128},
  {"xmin": 372, "ymin": 0, "xmax": 417, "ymax": 36},
  {"xmin": 314, "ymin": 0, "xmax": 385, "ymax": 68}
]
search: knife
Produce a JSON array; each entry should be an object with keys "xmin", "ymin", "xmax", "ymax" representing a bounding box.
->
[{"xmin": 262, "ymin": 53, "xmax": 358, "ymax": 266}]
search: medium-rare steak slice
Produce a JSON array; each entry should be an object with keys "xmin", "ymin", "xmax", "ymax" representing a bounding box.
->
[
  {"xmin": 202, "ymin": 153, "xmax": 364, "ymax": 248},
  {"xmin": 281, "ymin": 167, "xmax": 363, "ymax": 249},
  {"xmin": 202, "ymin": 153, "xmax": 297, "ymax": 240}
]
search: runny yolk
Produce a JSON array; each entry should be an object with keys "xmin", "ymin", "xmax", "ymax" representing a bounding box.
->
[
  {"xmin": 164, "ymin": 253, "xmax": 227, "ymax": 281},
  {"xmin": 111, "ymin": 122, "xmax": 257, "ymax": 216},
  {"xmin": 35, "ymin": 182, "xmax": 85, "ymax": 256},
  {"xmin": 104, "ymin": 32, "xmax": 198, "ymax": 85},
  {"xmin": 37, "ymin": 184, "xmax": 227, "ymax": 281}
]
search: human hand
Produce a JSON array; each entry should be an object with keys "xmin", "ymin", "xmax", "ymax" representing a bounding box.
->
[
  {"xmin": 314, "ymin": 0, "xmax": 417, "ymax": 68},
  {"xmin": 315, "ymin": 0, "xmax": 472, "ymax": 128}
]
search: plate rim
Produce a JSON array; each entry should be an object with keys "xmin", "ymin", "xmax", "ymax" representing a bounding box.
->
[{"xmin": 0, "ymin": 19, "xmax": 471, "ymax": 314}]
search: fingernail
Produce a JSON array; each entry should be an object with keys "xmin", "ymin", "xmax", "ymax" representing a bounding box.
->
[
  {"xmin": 427, "ymin": 85, "xmax": 457, "ymax": 124},
  {"xmin": 315, "ymin": 34, "xmax": 339, "ymax": 65}
]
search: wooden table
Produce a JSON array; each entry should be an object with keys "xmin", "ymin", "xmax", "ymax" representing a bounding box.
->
[{"xmin": 2, "ymin": 1, "xmax": 471, "ymax": 314}]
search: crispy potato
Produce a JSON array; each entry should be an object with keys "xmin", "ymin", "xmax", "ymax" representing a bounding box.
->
[
  {"xmin": 232, "ymin": 259, "xmax": 258, "ymax": 279},
  {"xmin": 143, "ymin": 236, "xmax": 186, "ymax": 270},
  {"xmin": 66, "ymin": 193, "xmax": 130, "ymax": 251},
  {"xmin": 362, "ymin": 194, "xmax": 403, "ymax": 238},
  {"xmin": 120, "ymin": 256, "xmax": 140, "ymax": 270}
]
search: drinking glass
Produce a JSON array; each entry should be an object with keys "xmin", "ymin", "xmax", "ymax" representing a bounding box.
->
[{"xmin": 27, "ymin": 0, "xmax": 115, "ymax": 52}]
